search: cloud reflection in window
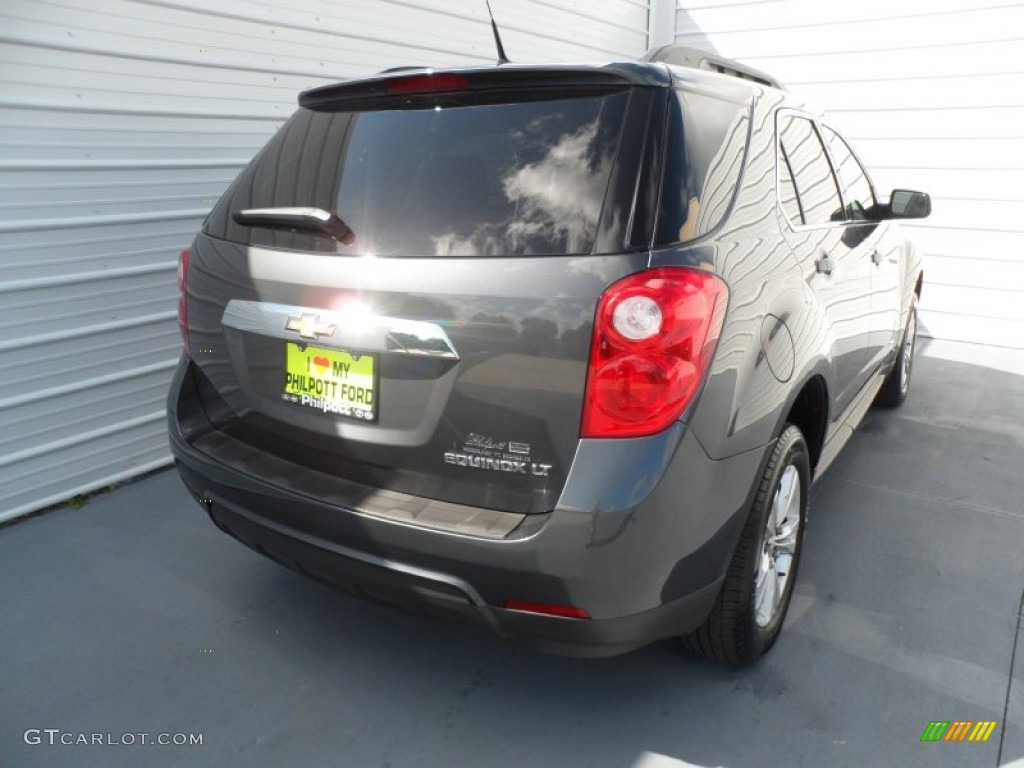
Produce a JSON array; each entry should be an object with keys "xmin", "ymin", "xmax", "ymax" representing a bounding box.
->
[{"xmin": 432, "ymin": 119, "xmax": 612, "ymax": 257}]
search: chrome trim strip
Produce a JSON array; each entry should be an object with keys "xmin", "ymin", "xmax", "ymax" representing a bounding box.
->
[{"xmin": 222, "ymin": 299, "xmax": 459, "ymax": 359}]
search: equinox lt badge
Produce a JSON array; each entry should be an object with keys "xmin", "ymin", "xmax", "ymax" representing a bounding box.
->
[
  {"xmin": 446, "ymin": 433, "xmax": 552, "ymax": 477},
  {"xmin": 444, "ymin": 452, "xmax": 552, "ymax": 477}
]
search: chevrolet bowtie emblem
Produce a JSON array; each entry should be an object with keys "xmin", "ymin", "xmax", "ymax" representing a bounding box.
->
[{"xmin": 284, "ymin": 313, "xmax": 336, "ymax": 340}]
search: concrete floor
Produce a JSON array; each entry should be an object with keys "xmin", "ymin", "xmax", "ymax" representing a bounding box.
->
[{"xmin": 3, "ymin": 339, "xmax": 1023, "ymax": 768}]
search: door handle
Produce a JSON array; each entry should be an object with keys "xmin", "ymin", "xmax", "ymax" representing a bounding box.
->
[
  {"xmin": 871, "ymin": 249, "xmax": 883, "ymax": 266},
  {"xmin": 815, "ymin": 256, "xmax": 835, "ymax": 275}
]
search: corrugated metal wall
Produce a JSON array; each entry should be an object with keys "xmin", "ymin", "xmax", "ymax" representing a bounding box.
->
[
  {"xmin": 677, "ymin": 0, "xmax": 1024, "ymax": 349},
  {"xmin": 0, "ymin": 0, "xmax": 653, "ymax": 522}
]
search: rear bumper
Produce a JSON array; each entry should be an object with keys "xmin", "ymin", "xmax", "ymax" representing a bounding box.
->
[{"xmin": 168, "ymin": 356, "xmax": 768, "ymax": 657}]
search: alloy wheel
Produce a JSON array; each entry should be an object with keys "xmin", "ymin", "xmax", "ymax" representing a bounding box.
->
[
  {"xmin": 900, "ymin": 307, "xmax": 917, "ymax": 396},
  {"xmin": 754, "ymin": 464, "xmax": 801, "ymax": 628}
]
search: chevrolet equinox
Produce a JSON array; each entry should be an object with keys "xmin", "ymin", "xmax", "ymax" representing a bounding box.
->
[{"xmin": 168, "ymin": 46, "xmax": 930, "ymax": 664}]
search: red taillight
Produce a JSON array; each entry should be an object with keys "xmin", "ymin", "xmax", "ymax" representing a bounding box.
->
[
  {"xmin": 387, "ymin": 73, "xmax": 471, "ymax": 95},
  {"xmin": 504, "ymin": 600, "xmax": 591, "ymax": 620},
  {"xmin": 177, "ymin": 247, "xmax": 191, "ymax": 358},
  {"xmin": 581, "ymin": 268, "xmax": 727, "ymax": 438}
]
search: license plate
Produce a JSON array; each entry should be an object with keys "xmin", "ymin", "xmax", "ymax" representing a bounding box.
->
[{"xmin": 282, "ymin": 343, "xmax": 377, "ymax": 421}]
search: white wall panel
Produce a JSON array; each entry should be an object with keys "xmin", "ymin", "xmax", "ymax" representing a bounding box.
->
[
  {"xmin": 0, "ymin": 0, "xmax": 654, "ymax": 522},
  {"xmin": 924, "ymin": 253, "xmax": 1024, "ymax": 292},
  {"xmin": 677, "ymin": 0, "xmax": 1024, "ymax": 348}
]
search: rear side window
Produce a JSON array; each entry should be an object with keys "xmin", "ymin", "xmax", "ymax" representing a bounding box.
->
[
  {"xmin": 822, "ymin": 126, "xmax": 876, "ymax": 221},
  {"xmin": 777, "ymin": 115, "xmax": 843, "ymax": 227},
  {"xmin": 656, "ymin": 90, "xmax": 750, "ymax": 245},
  {"xmin": 205, "ymin": 92, "xmax": 630, "ymax": 257}
]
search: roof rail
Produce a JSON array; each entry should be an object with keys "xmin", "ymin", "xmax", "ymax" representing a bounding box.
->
[
  {"xmin": 378, "ymin": 66, "xmax": 430, "ymax": 74},
  {"xmin": 640, "ymin": 45, "xmax": 785, "ymax": 91}
]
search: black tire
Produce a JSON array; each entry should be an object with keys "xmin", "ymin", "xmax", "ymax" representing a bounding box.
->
[
  {"xmin": 682, "ymin": 424, "xmax": 810, "ymax": 665},
  {"xmin": 875, "ymin": 294, "xmax": 918, "ymax": 408}
]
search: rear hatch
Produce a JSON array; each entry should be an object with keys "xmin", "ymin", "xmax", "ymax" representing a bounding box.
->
[{"xmin": 186, "ymin": 66, "xmax": 668, "ymax": 515}]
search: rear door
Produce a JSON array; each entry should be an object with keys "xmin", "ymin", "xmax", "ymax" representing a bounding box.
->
[
  {"xmin": 187, "ymin": 77, "xmax": 659, "ymax": 515},
  {"xmin": 777, "ymin": 112, "xmax": 876, "ymax": 417}
]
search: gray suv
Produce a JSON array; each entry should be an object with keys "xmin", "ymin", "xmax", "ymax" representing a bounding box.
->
[{"xmin": 168, "ymin": 46, "xmax": 930, "ymax": 664}]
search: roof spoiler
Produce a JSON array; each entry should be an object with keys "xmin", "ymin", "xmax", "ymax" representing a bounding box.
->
[
  {"xmin": 300, "ymin": 64, "xmax": 671, "ymax": 111},
  {"xmin": 641, "ymin": 45, "xmax": 785, "ymax": 91}
]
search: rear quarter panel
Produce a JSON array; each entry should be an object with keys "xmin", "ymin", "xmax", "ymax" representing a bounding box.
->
[{"xmin": 654, "ymin": 87, "xmax": 808, "ymax": 461}]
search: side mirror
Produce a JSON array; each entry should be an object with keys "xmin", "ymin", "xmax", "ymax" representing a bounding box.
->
[{"xmin": 889, "ymin": 189, "xmax": 931, "ymax": 219}]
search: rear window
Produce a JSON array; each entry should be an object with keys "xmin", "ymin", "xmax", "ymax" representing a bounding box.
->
[{"xmin": 205, "ymin": 91, "xmax": 631, "ymax": 257}]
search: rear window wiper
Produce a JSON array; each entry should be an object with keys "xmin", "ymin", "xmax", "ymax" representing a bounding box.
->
[{"xmin": 232, "ymin": 207, "xmax": 355, "ymax": 245}]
